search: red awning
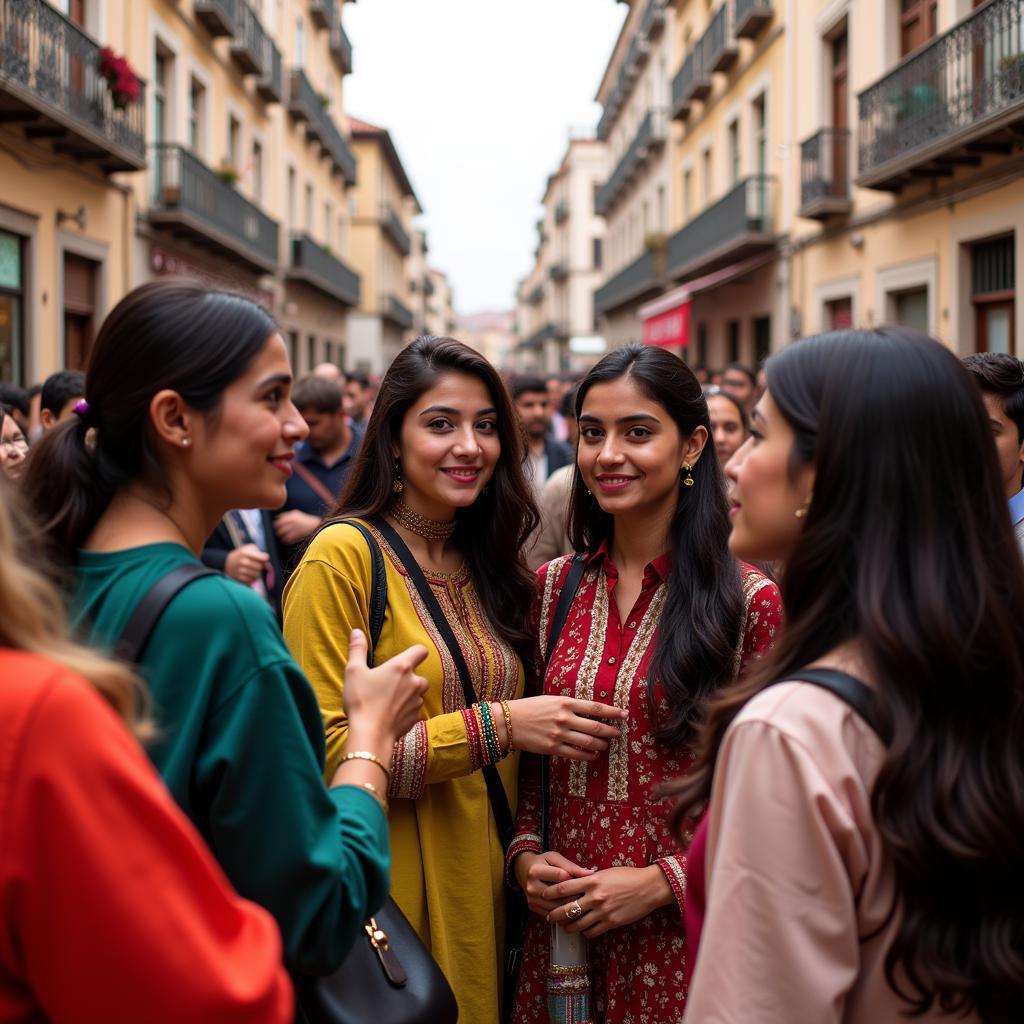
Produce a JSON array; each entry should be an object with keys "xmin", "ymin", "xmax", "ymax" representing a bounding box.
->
[{"xmin": 643, "ymin": 301, "xmax": 690, "ymax": 348}]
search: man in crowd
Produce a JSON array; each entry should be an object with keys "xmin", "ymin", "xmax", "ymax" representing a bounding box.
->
[
  {"xmin": 344, "ymin": 371, "xmax": 375, "ymax": 430},
  {"xmin": 274, "ymin": 374, "xmax": 362, "ymax": 570},
  {"xmin": 963, "ymin": 352, "xmax": 1024, "ymax": 553},
  {"xmin": 313, "ymin": 362, "xmax": 343, "ymax": 382},
  {"xmin": 202, "ymin": 507, "xmax": 284, "ymax": 621},
  {"xmin": 511, "ymin": 375, "xmax": 572, "ymax": 496},
  {"xmin": 39, "ymin": 370, "xmax": 86, "ymax": 431},
  {"xmin": 721, "ymin": 361, "xmax": 758, "ymax": 416}
]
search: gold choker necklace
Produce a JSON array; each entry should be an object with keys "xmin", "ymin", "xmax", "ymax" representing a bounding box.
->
[{"xmin": 392, "ymin": 500, "xmax": 457, "ymax": 542}]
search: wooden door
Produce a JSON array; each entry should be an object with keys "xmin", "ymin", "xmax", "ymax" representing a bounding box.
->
[
  {"xmin": 68, "ymin": 0, "xmax": 86, "ymax": 95},
  {"xmin": 900, "ymin": 0, "xmax": 937, "ymax": 57},
  {"xmin": 831, "ymin": 30, "xmax": 849, "ymax": 194},
  {"xmin": 63, "ymin": 252, "xmax": 96, "ymax": 370}
]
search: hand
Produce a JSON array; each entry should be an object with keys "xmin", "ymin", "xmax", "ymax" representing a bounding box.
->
[
  {"xmin": 342, "ymin": 629, "xmax": 429, "ymax": 749},
  {"xmin": 274, "ymin": 510, "xmax": 321, "ymax": 545},
  {"xmin": 223, "ymin": 544, "xmax": 270, "ymax": 585},
  {"xmin": 502, "ymin": 696, "xmax": 627, "ymax": 761},
  {"xmin": 515, "ymin": 850, "xmax": 593, "ymax": 916},
  {"xmin": 543, "ymin": 865, "xmax": 674, "ymax": 938}
]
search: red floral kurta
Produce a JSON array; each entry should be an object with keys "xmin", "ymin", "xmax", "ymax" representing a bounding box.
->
[{"xmin": 508, "ymin": 546, "xmax": 782, "ymax": 1024}]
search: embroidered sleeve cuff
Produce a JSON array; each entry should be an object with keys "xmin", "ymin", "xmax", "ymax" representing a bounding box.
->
[
  {"xmin": 505, "ymin": 833, "xmax": 543, "ymax": 889},
  {"xmin": 654, "ymin": 854, "xmax": 688, "ymax": 918},
  {"xmin": 389, "ymin": 720, "xmax": 428, "ymax": 801}
]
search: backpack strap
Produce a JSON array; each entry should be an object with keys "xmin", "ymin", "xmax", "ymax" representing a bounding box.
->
[
  {"xmin": 768, "ymin": 668, "xmax": 891, "ymax": 745},
  {"xmin": 114, "ymin": 563, "xmax": 219, "ymax": 665}
]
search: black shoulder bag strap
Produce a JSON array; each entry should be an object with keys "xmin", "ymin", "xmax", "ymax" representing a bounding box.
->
[
  {"xmin": 539, "ymin": 553, "xmax": 588, "ymax": 848},
  {"xmin": 324, "ymin": 519, "xmax": 388, "ymax": 667},
  {"xmin": 767, "ymin": 668, "xmax": 892, "ymax": 745},
  {"xmin": 114, "ymin": 563, "xmax": 219, "ymax": 664}
]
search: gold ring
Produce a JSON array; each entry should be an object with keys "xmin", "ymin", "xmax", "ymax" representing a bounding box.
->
[{"xmin": 566, "ymin": 900, "xmax": 584, "ymax": 921}]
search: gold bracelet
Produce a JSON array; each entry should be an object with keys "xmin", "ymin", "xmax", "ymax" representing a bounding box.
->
[
  {"xmin": 339, "ymin": 751, "xmax": 392, "ymax": 784},
  {"xmin": 500, "ymin": 699, "xmax": 514, "ymax": 752},
  {"xmin": 357, "ymin": 781, "xmax": 388, "ymax": 812}
]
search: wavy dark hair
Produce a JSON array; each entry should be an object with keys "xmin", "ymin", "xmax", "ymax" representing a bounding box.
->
[
  {"xmin": 568, "ymin": 344, "xmax": 743, "ymax": 747},
  {"xmin": 23, "ymin": 279, "xmax": 275, "ymax": 566},
  {"xmin": 674, "ymin": 327, "xmax": 1024, "ymax": 1020},
  {"xmin": 328, "ymin": 336, "xmax": 539, "ymax": 670}
]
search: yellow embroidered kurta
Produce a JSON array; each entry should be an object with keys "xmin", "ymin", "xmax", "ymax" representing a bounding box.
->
[{"xmin": 283, "ymin": 519, "xmax": 524, "ymax": 1024}]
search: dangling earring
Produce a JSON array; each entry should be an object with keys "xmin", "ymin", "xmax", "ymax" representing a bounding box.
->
[
  {"xmin": 682, "ymin": 462, "xmax": 694, "ymax": 487},
  {"xmin": 392, "ymin": 460, "xmax": 404, "ymax": 494},
  {"xmin": 794, "ymin": 506, "xmax": 808, "ymax": 518}
]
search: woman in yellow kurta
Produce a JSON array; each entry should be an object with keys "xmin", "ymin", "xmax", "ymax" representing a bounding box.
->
[{"xmin": 283, "ymin": 338, "xmax": 627, "ymax": 1023}]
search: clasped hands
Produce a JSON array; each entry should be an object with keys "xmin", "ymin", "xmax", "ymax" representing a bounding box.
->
[{"xmin": 514, "ymin": 850, "xmax": 673, "ymax": 939}]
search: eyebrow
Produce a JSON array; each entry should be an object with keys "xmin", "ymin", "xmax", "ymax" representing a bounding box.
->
[
  {"xmin": 419, "ymin": 405, "xmax": 497, "ymax": 417},
  {"xmin": 257, "ymin": 373, "xmax": 291, "ymax": 388},
  {"xmin": 578, "ymin": 412, "xmax": 660, "ymax": 425}
]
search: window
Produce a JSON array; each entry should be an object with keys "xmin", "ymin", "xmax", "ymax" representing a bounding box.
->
[
  {"xmin": 753, "ymin": 316, "xmax": 771, "ymax": 363},
  {"xmin": 593, "ymin": 237, "xmax": 603, "ymax": 269},
  {"xmin": 900, "ymin": 0, "xmax": 937, "ymax": 58},
  {"xmin": 0, "ymin": 230, "xmax": 25, "ymax": 384},
  {"xmin": 727, "ymin": 320, "xmax": 741, "ymax": 362},
  {"xmin": 305, "ymin": 183, "xmax": 314, "ymax": 232},
  {"xmin": 188, "ymin": 77, "xmax": 205, "ymax": 156},
  {"xmin": 287, "ymin": 330, "xmax": 299, "ymax": 371},
  {"xmin": 826, "ymin": 296, "xmax": 853, "ymax": 330},
  {"xmin": 307, "ymin": 334, "xmax": 316, "ymax": 371},
  {"xmin": 728, "ymin": 119, "xmax": 740, "ymax": 186},
  {"xmin": 972, "ymin": 235, "xmax": 1016, "ymax": 355},
  {"xmin": 752, "ymin": 93, "xmax": 767, "ymax": 178},
  {"xmin": 657, "ymin": 185, "xmax": 666, "ymax": 231},
  {"xmin": 251, "ymin": 140, "xmax": 263, "ymax": 202},
  {"xmin": 683, "ymin": 168, "xmax": 692, "ymax": 221},
  {"xmin": 702, "ymin": 148, "xmax": 713, "ymax": 204},
  {"xmin": 227, "ymin": 115, "xmax": 241, "ymax": 169},
  {"xmin": 891, "ymin": 286, "xmax": 929, "ymax": 333},
  {"xmin": 153, "ymin": 46, "xmax": 174, "ymax": 195},
  {"xmin": 295, "ymin": 17, "xmax": 306, "ymax": 65}
]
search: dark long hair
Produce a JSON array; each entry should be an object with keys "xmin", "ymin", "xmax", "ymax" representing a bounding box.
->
[
  {"xmin": 23, "ymin": 279, "xmax": 275, "ymax": 564},
  {"xmin": 329, "ymin": 336, "xmax": 539, "ymax": 670},
  {"xmin": 568, "ymin": 344, "xmax": 743, "ymax": 747},
  {"xmin": 675, "ymin": 327, "xmax": 1024, "ymax": 1020}
]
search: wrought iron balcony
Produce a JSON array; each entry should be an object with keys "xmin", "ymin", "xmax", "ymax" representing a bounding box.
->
[
  {"xmin": 310, "ymin": 0, "xmax": 335, "ymax": 32},
  {"xmin": 554, "ymin": 199, "xmax": 569, "ymax": 224},
  {"xmin": 640, "ymin": 0, "xmax": 666, "ymax": 41},
  {"xmin": 594, "ymin": 250, "xmax": 659, "ymax": 316},
  {"xmin": 230, "ymin": 1, "xmax": 269, "ymax": 76},
  {"xmin": 319, "ymin": 111, "xmax": 357, "ymax": 184},
  {"xmin": 255, "ymin": 34, "xmax": 282, "ymax": 103},
  {"xmin": 330, "ymin": 20, "xmax": 353, "ymax": 75},
  {"xmin": 195, "ymin": 0, "xmax": 237, "ymax": 37},
  {"xmin": 287, "ymin": 232, "xmax": 359, "ymax": 306},
  {"xmin": 705, "ymin": 4, "xmax": 738, "ymax": 74},
  {"xmin": 858, "ymin": 0, "xmax": 1024, "ymax": 191},
  {"xmin": 549, "ymin": 261, "xmax": 569, "ymax": 283},
  {"xmin": 519, "ymin": 320, "xmax": 570, "ymax": 350},
  {"xmin": 734, "ymin": 0, "xmax": 772, "ymax": 39},
  {"xmin": 526, "ymin": 283, "xmax": 544, "ymax": 305},
  {"xmin": 288, "ymin": 68, "xmax": 356, "ymax": 183},
  {"xmin": 800, "ymin": 127, "xmax": 852, "ymax": 220},
  {"xmin": 624, "ymin": 33, "xmax": 650, "ymax": 79},
  {"xmin": 0, "ymin": 0, "xmax": 146, "ymax": 172},
  {"xmin": 381, "ymin": 292, "xmax": 414, "ymax": 329},
  {"xmin": 667, "ymin": 175, "xmax": 774, "ymax": 280},
  {"xmin": 288, "ymin": 68, "xmax": 320, "ymax": 129},
  {"xmin": 595, "ymin": 108, "xmax": 667, "ymax": 216},
  {"xmin": 149, "ymin": 144, "xmax": 279, "ymax": 271},
  {"xmin": 671, "ymin": 46, "xmax": 710, "ymax": 120},
  {"xmin": 381, "ymin": 202, "xmax": 411, "ymax": 255}
]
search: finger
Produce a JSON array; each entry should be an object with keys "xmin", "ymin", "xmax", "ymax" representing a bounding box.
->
[
  {"xmin": 571, "ymin": 700, "xmax": 628, "ymax": 720},
  {"xmin": 542, "ymin": 879, "xmax": 590, "ymax": 901},
  {"xmin": 530, "ymin": 866, "xmax": 572, "ymax": 885},
  {"xmin": 569, "ymin": 717, "xmax": 624, "ymax": 740},
  {"xmin": 347, "ymin": 629, "xmax": 368, "ymax": 669},
  {"xmin": 562, "ymin": 730, "xmax": 610, "ymax": 752},
  {"xmin": 555, "ymin": 743, "xmax": 599, "ymax": 762},
  {"xmin": 392, "ymin": 644, "xmax": 430, "ymax": 671},
  {"xmin": 543, "ymin": 854, "xmax": 595, "ymax": 878}
]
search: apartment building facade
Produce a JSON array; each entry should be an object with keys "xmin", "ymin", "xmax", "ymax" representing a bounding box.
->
[
  {"xmin": 515, "ymin": 136, "xmax": 608, "ymax": 372},
  {"xmin": 423, "ymin": 266, "xmax": 456, "ymax": 340}
]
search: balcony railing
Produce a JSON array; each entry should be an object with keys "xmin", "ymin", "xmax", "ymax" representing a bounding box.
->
[
  {"xmin": 800, "ymin": 127, "xmax": 852, "ymax": 219},
  {"xmin": 527, "ymin": 283, "xmax": 544, "ymax": 305},
  {"xmin": 255, "ymin": 34, "xmax": 283, "ymax": 103},
  {"xmin": 310, "ymin": 0, "xmax": 335, "ymax": 31},
  {"xmin": 381, "ymin": 292, "xmax": 414, "ymax": 329},
  {"xmin": 381, "ymin": 202, "xmax": 411, "ymax": 255},
  {"xmin": 519, "ymin": 320, "xmax": 570, "ymax": 350},
  {"xmin": 595, "ymin": 108, "xmax": 668, "ymax": 216},
  {"xmin": 287, "ymin": 232, "xmax": 359, "ymax": 306},
  {"xmin": 594, "ymin": 250, "xmax": 659, "ymax": 316},
  {"xmin": 319, "ymin": 111, "xmax": 357, "ymax": 183},
  {"xmin": 288, "ymin": 67, "xmax": 321, "ymax": 129},
  {"xmin": 705, "ymin": 4, "xmax": 738, "ymax": 74},
  {"xmin": 667, "ymin": 175, "xmax": 775, "ymax": 280},
  {"xmin": 671, "ymin": 45, "xmax": 710, "ymax": 120},
  {"xmin": 549, "ymin": 261, "xmax": 569, "ymax": 282},
  {"xmin": 554, "ymin": 199, "xmax": 569, "ymax": 224},
  {"xmin": 640, "ymin": 0, "xmax": 666, "ymax": 41},
  {"xmin": 194, "ymin": 0, "xmax": 237, "ymax": 37},
  {"xmin": 0, "ymin": 0, "xmax": 146, "ymax": 172},
  {"xmin": 330, "ymin": 20, "xmax": 353, "ymax": 75},
  {"xmin": 288, "ymin": 68, "xmax": 356, "ymax": 183},
  {"xmin": 858, "ymin": 0, "xmax": 1024, "ymax": 190},
  {"xmin": 230, "ymin": 1, "xmax": 269, "ymax": 76},
  {"xmin": 149, "ymin": 144, "xmax": 279, "ymax": 271},
  {"xmin": 735, "ymin": 0, "xmax": 772, "ymax": 39}
]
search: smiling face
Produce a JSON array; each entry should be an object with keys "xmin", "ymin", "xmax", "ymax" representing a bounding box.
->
[
  {"xmin": 0, "ymin": 412, "xmax": 28, "ymax": 481},
  {"xmin": 396, "ymin": 371, "xmax": 501, "ymax": 519},
  {"xmin": 577, "ymin": 374, "xmax": 707, "ymax": 529},
  {"xmin": 725, "ymin": 389, "xmax": 815, "ymax": 564},
  {"xmin": 186, "ymin": 333, "xmax": 308, "ymax": 515},
  {"xmin": 707, "ymin": 393, "xmax": 747, "ymax": 465}
]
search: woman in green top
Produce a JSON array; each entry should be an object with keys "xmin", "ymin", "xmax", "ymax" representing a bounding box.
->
[{"xmin": 23, "ymin": 279, "xmax": 429, "ymax": 975}]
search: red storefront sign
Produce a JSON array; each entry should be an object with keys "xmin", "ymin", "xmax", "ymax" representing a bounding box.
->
[{"xmin": 643, "ymin": 301, "xmax": 690, "ymax": 348}]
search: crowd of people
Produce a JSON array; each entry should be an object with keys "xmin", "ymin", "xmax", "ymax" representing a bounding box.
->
[{"xmin": 1, "ymin": 278, "xmax": 1023, "ymax": 1024}]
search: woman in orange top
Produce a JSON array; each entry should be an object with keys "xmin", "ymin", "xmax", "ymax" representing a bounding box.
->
[{"xmin": 0, "ymin": 484, "xmax": 293, "ymax": 1024}]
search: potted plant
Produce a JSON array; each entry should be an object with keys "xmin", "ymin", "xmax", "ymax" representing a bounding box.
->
[
  {"xmin": 97, "ymin": 47, "xmax": 141, "ymax": 110},
  {"xmin": 319, "ymin": 91, "xmax": 331, "ymax": 110},
  {"xmin": 216, "ymin": 162, "xmax": 240, "ymax": 186}
]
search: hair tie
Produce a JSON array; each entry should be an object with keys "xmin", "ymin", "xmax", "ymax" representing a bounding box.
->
[{"xmin": 72, "ymin": 399, "xmax": 96, "ymax": 428}]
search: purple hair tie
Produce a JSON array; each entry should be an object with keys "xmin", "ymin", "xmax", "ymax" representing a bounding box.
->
[{"xmin": 73, "ymin": 399, "xmax": 91, "ymax": 420}]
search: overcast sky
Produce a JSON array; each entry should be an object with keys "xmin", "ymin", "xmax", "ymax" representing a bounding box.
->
[{"xmin": 343, "ymin": 0, "xmax": 626, "ymax": 316}]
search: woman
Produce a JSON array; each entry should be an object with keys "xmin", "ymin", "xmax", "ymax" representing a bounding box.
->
[
  {"xmin": 0, "ymin": 404, "xmax": 28, "ymax": 481},
  {"xmin": 509, "ymin": 346, "xmax": 782, "ymax": 1023},
  {"xmin": 0, "ymin": 482, "xmax": 292, "ymax": 1022},
  {"xmin": 679, "ymin": 328, "xmax": 1024, "ymax": 1022},
  {"xmin": 23, "ymin": 279, "xmax": 429, "ymax": 978},
  {"xmin": 703, "ymin": 385, "xmax": 748, "ymax": 465},
  {"xmin": 284, "ymin": 336, "xmax": 627, "ymax": 1023}
]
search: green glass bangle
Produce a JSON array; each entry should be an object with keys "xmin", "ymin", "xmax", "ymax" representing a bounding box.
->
[{"xmin": 478, "ymin": 701, "xmax": 501, "ymax": 764}]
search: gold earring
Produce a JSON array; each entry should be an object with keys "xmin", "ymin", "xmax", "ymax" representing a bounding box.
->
[
  {"xmin": 392, "ymin": 460, "xmax": 403, "ymax": 493},
  {"xmin": 181, "ymin": 437, "xmax": 191, "ymax": 447},
  {"xmin": 682, "ymin": 462, "xmax": 694, "ymax": 487}
]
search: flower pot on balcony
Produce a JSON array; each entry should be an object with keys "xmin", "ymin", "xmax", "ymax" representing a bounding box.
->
[
  {"xmin": 160, "ymin": 185, "xmax": 181, "ymax": 205},
  {"xmin": 216, "ymin": 164, "xmax": 240, "ymax": 186}
]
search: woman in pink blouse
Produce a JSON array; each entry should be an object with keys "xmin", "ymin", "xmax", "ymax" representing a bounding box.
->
[
  {"xmin": 678, "ymin": 327, "xmax": 1024, "ymax": 1022},
  {"xmin": 508, "ymin": 346, "xmax": 781, "ymax": 1023}
]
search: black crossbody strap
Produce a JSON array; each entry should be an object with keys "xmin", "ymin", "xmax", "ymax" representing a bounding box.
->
[
  {"xmin": 540, "ymin": 554, "xmax": 587, "ymax": 847},
  {"xmin": 769, "ymin": 668, "xmax": 891, "ymax": 745},
  {"xmin": 330, "ymin": 520, "xmax": 388, "ymax": 668},
  {"xmin": 114, "ymin": 563, "xmax": 219, "ymax": 664},
  {"xmin": 369, "ymin": 516, "xmax": 518, "ymax": 849}
]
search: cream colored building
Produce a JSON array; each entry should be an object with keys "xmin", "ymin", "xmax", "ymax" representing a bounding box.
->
[
  {"xmin": 347, "ymin": 116, "xmax": 418, "ymax": 373},
  {"xmin": 406, "ymin": 226, "xmax": 430, "ymax": 337},
  {"xmin": 424, "ymin": 266, "xmax": 456, "ymax": 339},
  {"xmin": 515, "ymin": 136, "xmax": 608, "ymax": 372}
]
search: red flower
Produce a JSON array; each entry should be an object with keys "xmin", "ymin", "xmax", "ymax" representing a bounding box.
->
[{"xmin": 97, "ymin": 46, "xmax": 141, "ymax": 109}]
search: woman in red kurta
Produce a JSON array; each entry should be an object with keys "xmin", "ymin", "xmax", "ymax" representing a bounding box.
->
[{"xmin": 508, "ymin": 347, "xmax": 782, "ymax": 1023}]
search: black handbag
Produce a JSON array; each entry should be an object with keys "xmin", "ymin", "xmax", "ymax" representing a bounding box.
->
[{"xmin": 295, "ymin": 519, "xmax": 459, "ymax": 1024}]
